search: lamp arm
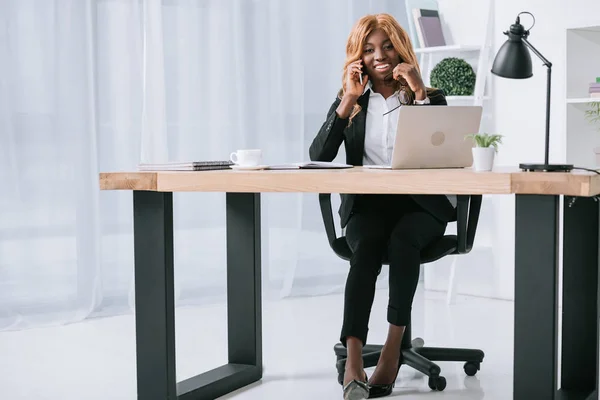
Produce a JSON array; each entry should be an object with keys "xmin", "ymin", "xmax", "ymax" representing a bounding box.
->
[
  {"xmin": 522, "ymin": 37, "xmax": 552, "ymax": 165},
  {"xmin": 521, "ymin": 37, "xmax": 552, "ymax": 68}
]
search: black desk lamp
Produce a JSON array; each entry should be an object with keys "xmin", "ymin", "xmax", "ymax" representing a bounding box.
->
[{"xmin": 491, "ymin": 11, "xmax": 573, "ymax": 172}]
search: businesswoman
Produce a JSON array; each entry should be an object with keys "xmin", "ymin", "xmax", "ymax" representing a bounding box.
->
[{"xmin": 309, "ymin": 13, "xmax": 454, "ymax": 399}]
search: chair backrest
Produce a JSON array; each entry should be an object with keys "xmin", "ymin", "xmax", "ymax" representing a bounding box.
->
[{"xmin": 318, "ymin": 194, "xmax": 482, "ymax": 264}]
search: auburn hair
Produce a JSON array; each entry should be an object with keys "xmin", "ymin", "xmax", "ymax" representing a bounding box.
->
[{"xmin": 339, "ymin": 13, "xmax": 422, "ymax": 122}]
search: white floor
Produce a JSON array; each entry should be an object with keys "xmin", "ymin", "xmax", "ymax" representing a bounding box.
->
[{"xmin": 0, "ymin": 285, "xmax": 513, "ymax": 399}]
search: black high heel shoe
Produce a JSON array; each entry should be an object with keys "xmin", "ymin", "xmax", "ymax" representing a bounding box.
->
[{"xmin": 367, "ymin": 363, "xmax": 401, "ymax": 398}]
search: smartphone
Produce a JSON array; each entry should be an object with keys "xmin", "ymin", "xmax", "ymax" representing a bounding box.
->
[{"xmin": 359, "ymin": 72, "xmax": 368, "ymax": 85}]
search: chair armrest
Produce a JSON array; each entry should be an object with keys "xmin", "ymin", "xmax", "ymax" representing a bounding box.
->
[
  {"xmin": 319, "ymin": 194, "xmax": 339, "ymax": 246},
  {"xmin": 456, "ymin": 195, "xmax": 482, "ymax": 254}
]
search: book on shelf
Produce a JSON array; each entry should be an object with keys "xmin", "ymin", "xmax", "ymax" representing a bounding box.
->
[
  {"xmin": 418, "ymin": 15, "xmax": 446, "ymax": 47},
  {"xmin": 587, "ymin": 82, "xmax": 600, "ymax": 98},
  {"xmin": 137, "ymin": 161, "xmax": 233, "ymax": 171},
  {"xmin": 412, "ymin": 8, "xmax": 446, "ymax": 48}
]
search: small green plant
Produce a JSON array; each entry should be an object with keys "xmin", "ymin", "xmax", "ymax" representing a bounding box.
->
[
  {"xmin": 465, "ymin": 133, "xmax": 504, "ymax": 151},
  {"xmin": 585, "ymin": 102, "xmax": 600, "ymax": 132}
]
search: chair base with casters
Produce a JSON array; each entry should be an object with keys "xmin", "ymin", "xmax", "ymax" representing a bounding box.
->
[
  {"xmin": 318, "ymin": 193, "xmax": 485, "ymax": 392},
  {"xmin": 333, "ymin": 323, "xmax": 485, "ymax": 391}
]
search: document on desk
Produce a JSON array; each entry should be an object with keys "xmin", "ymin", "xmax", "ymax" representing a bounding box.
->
[
  {"xmin": 137, "ymin": 161, "xmax": 233, "ymax": 171},
  {"xmin": 267, "ymin": 161, "xmax": 352, "ymax": 170},
  {"xmin": 362, "ymin": 165, "xmax": 392, "ymax": 169}
]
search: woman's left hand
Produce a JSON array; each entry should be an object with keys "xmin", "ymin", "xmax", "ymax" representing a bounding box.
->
[{"xmin": 392, "ymin": 63, "xmax": 427, "ymax": 100}]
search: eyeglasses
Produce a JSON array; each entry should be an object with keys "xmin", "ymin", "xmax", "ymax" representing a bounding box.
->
[
  {"xmin": 382, "ymin": 89, "xmax": 411, "ymax": 116},
  {"xmin": 383, "ymin": 103, "xmax": 402, "ymax": 116}
]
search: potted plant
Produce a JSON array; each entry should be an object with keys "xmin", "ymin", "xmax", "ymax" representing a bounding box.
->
[
  {"xmin": 430, "ymin": 57, "xmax": 477, "ymax": 96},
  {"xmin": 586, "ymin": 102, "xmax": 600, "ymax": 165},
  {"xmin": 465, "ymin": 133, "xmax": 503, "ymax": 172}
]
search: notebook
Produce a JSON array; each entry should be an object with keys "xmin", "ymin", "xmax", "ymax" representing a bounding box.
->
[
  {"xmin": 267, "ymin": 161, "xmax": 352, "ymax": 170},
  {"xmin": 137, "ymin": 161, "xmax": 233, "ymax": 171}
]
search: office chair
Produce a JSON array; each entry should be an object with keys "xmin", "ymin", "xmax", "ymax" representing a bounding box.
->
[{"xmin": 319, "ymin": 194, "xmax": 485, "ymax": 391}]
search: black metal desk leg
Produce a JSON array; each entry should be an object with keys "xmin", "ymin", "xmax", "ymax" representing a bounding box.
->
[
  {"xmin": 177, "ymin": 193, "xmax": 262, "ymax": 400},
  {"xmin": 226, "ymin": 193, "xmax": 262, "ymax": 370},
  {"xmin": 561, "ymin": 196, "xmax": 599, "ymax": 399},
  {"xmin": 133, "ymin": 191, "xmax": 177, "ymax": 400},
  {"xmin": 514, "ymin": 194, "xmax": 559, "ymax": 400},
  {"xmin": 131, "ymin": 192, "xmax": 262, "ymax": 400}
]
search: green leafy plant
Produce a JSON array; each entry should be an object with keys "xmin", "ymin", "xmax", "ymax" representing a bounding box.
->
[
  {"xmin": 585, "ymin": 102, "xmax": 600, "ymax": 132},
  {"xmin": 430, "ymin": 57, "xmax": 476, "ymax": 96},
  {"xmin": 465, "ymin": 133, "xmax": 504, "ymax": 151}
]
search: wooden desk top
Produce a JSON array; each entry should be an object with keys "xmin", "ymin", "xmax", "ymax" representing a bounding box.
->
[{"xmin": 99, "ymin": 167, "xmax": 600, "ymax": 197}]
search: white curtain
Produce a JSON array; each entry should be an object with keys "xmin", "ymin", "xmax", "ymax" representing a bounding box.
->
[{"xmin": 0, "ymin": 0, "xmax": 411, "ymax": 331}]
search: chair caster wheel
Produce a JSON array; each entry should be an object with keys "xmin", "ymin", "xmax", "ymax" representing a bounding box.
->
[
  {"xmin": 428, "ymin": 376, "xmax": 447, "ymax": 391},
  {"xmin": 464, "ymin": 361, "xmax": 480, "ymax": 376}
]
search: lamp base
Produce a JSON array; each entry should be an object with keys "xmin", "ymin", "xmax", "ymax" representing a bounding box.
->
[{"xmin": 519, "ymin": 163, "xmax": 574, "ymax": 172}]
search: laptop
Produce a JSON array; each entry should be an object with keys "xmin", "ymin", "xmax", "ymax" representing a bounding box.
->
[{"xmin": 364, "ymin": 105, "xmax": 483, "ymax": 169}]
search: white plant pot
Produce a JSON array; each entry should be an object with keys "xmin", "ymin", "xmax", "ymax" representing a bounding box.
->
[
  {"xmin": 472, "ymin": 147, "xmax": 495, "ymax": 172},
  {"xmin": 594, "ymin": 146, "xmax": 600, "ymax": 166}
]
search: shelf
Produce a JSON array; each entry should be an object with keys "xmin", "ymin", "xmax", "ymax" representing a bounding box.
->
[
  {"xmin": 414, "ymin": 44, "xmax": 481, "ymax": 54},
  {"xmin": 567, "ymin": 25, "xmax": 600, "ymax": 33},
  {"xmin": 446, "ymin": 96, "xmax": 491, "ymax": 101},
  {"xmin": 567, "ymin": 97, "xmax": 600, "ymax": 104},
  {"xmin": 566, "ymin": 25, "xmax": 600, "ymax": 167}
]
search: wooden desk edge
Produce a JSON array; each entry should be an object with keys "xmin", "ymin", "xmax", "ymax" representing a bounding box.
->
[
  {"xmin": 511, "ymin": 172, "xmax": 600, "ymax": 197},
  {"xmin": 100, "ymin": 172, "xmax": 157, "ymax": 191},
  {"xmin": 98, "ymin": 169, "xmax": 600, "ymax": 197},
  {"xmin": 99, "ymin": 169, "xmax": 513, "ymax": 194}
]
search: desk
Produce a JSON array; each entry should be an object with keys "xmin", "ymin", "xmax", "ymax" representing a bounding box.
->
[{"xmin": 100, "ymin": 167, "xmax": 600, "ymax": 400}]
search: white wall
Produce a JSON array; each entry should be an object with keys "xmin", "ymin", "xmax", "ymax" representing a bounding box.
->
[{"xmin": 425, "ymin": 0, "xmax": 600, "ymax": 301}]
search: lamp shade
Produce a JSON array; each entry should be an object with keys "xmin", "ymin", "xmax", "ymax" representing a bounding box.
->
[{"xmin": 491, "ymin": 20, "xmax": 533, "ymax": 79}]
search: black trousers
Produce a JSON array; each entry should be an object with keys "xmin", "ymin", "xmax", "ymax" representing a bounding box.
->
[{"xmin": 340, "ymin": 194, "xmax": 447, "ymax": 346}]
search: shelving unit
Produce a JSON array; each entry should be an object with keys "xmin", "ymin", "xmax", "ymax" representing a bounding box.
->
[
  {"xmin": 414, "ymin": 44, "xmax": 481, "ymax": 54},
  {"xmin": 407, "ymin": 0, "xmax": 495, "ymax": 109},
  {"xmin": 565, "ymin": 25, "xmax": 600, "ymax": 167},
  {"xmin": 414, "ymin": 0, "xmax": 495, "ymax": 303},
  {"xmin": 566, "ymin": 97, "xmax": 600, "ymax": 104}
]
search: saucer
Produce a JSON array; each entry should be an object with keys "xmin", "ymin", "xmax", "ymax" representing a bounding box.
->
[{"xmin": 230, "ymin": 164, "xmax": 268, "ymax": 171}]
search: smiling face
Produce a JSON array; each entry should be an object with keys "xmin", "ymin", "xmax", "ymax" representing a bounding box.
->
[{"xmin": 361, "ymin": 28, "xmax": 401, "ymax": 82}]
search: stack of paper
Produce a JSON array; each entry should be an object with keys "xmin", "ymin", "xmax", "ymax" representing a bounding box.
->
[
  {"xmin": 137, "ymin": 161, "xmax": 352, "ymax": 171},
  {"xmin": 267, "ymin": 161, "xmax": 352, "ymax": 170},
  {"xmin": 137, "ymin": 161, "xmax": 232, "ymax": 171}
]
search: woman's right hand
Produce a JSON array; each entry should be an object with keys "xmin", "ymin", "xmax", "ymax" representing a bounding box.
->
[
  {"xmin": 344, "ymin": 60, "xmax": 369, "ymax": 99},
  {"xmin": 336, "ymin": 60, "xmax": 368, "ymax": 119}
]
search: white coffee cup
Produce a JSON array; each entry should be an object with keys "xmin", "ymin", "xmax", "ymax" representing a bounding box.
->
[{"xmin": 230, "ymin": 149, "xmax": 262, "ymax": 166}]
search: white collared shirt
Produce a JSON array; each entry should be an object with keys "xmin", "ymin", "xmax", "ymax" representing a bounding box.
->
[
  {"xmin": 360, "ymin": 84, "xmax": 456, "ymax": 207},
  {"xmin": 362, "ymin": 82, "xmax": 429, "ymax": 166}
]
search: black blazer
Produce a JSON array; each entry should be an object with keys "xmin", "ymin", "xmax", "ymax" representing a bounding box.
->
[{"xmin": 309, "ymin": 88, "xmax": 455, "ymax": 229}]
